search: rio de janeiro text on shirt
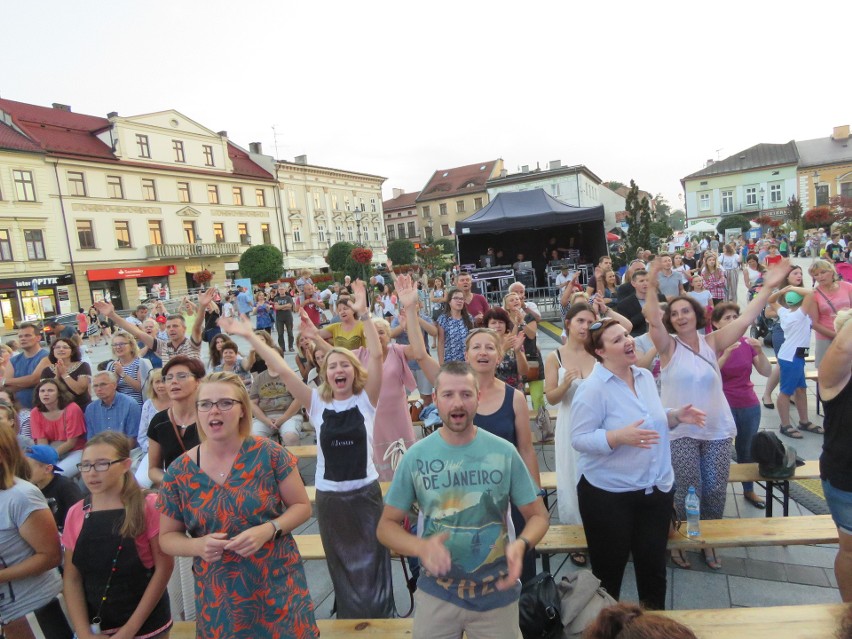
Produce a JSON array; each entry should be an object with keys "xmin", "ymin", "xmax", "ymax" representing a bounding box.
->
[{"xmin": 416, "ymin": 459, "xmax": 504, "ymax": 490}]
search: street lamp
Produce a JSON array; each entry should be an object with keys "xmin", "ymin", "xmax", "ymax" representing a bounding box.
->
[
  {"xmin": 759, "ymin": 186, "xmax": 765, "ymax": 212},
  {"xmin": 813, "ymin": 171, "xmax": 821, "ymax": 205},
  {"xmin": 354, "ymin": 209, "xmax": 363, "ymax": 244}
]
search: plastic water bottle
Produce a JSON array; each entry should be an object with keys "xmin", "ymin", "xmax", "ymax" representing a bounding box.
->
[{"xmin": 685, "ymin": 486, "xmax": 700, "ymax": 537}]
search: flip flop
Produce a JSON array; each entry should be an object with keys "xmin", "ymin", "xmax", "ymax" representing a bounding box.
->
[
  {"xmin": 798, "ymin": 421, "xmax": 825, "ymax": 434},
  {"xmin": 744, "ymin": 492, "xmax": 766, "ymax": 509},
  {"xmin": 671, "ymin": 550, "xmax": 691, "ymax": 569},
  {"xmin": 780, "ymin": 424, "xmax": 803, "ymax": 439},
  {"xmin": 703, "ymin": 549, "xmax": 722, "ymax": 570}
]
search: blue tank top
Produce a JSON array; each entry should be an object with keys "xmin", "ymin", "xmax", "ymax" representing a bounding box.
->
[{"xmin": 475, "ymin": 384, "xmax": 517, "ymax": 446}]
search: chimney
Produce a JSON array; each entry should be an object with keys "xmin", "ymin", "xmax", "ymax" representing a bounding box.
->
[
  {"xmin": 392, "ymin": 188, "xmax": 405, "ymax": 199},
  {"xmin": 549, "ymin": 160, "xmax": 562, "ymax": 170},
  {"xmin": 249, "ymin": 142, "xmax": 262, "ymax": 154},
  {"xmin": 832, "ymin": 125, "xmax": 850, "ymax": 140},
  {"xmin": 107, "ymin": 111, "xmax": 118, "ymax": 119},
  {"xmin": 500, "ymin": 169, "xmax": 508, "ymax": 178},
  {"xmin": 706, "ymin": 159, "xmax": 714, "ymax": 167},
  {"xmin": 217, "ymin": 130, "xmax": 228, "ymax": 138},
  {"xmin": 52, "ymin": 103, "xmax": 71, "ymax": 112},
  {"xmin": 521, "ymin": 165, "xmax": 530, "ymax": 173},
  {"xmin": 294, "ymin": 154, "xmax": 308, "ymax": 165}
]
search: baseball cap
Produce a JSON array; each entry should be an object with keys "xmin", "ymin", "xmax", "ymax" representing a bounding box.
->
[
  {"xmin": 25, "ymin": 445, "xmax": 63, "ymax": 473},
  {"xmin": 156, "ymin": 315, "xmax": 167, "ymax": 324},
  {"xmin": 785, "ymin": 291, "xmax": 804, "ymax": 306}
]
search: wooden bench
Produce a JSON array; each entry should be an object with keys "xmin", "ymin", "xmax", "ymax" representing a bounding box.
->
[{"xmin": 171, "ymin": 603, "xmax": 848, "ymax": 638}]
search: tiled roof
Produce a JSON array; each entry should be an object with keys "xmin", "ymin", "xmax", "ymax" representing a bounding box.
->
[
  {"xmin": 228, "ymin": 143, "xmax": 275, "ymax": 180},
  {"xmin": 383, "ymin": 190, "xmax": 421, "ymax": 211},
  {"xmin": 416, "ymin": 160, "xmax": 498, "ymax": 202},
  {"xmin": 0, "ymin": 98, "xmax": 114, "ymax": 159},
  {"xmin": 795, "ymin": 134, "xmax": 852, "ymax": 168},
  {"xmin": 0, "ymin": 121, "xmax": 42, "ymax": 153},
  {"xmin": 683, "ymin": 142, "xmax": 798, "ymax": 181}
]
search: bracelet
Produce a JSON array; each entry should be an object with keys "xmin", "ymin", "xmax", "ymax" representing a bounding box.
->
[{"xmin": 518, "ymin": 535, "xmax": 532, "ymax": 552}]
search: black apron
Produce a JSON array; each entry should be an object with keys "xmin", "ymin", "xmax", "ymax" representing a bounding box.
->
[{"xmin": 71, "ymin": 507, "xmax": 171, "ymax": 636}]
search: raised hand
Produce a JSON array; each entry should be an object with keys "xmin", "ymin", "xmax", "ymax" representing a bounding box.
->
[
  {"xmin": 763, "ymin": 258, "xmax": 792, "ymax": 290},
  {"xmin": 217, "ymin": 314, "xmax": 254, "ymax": 337},
  {"xmin": 297, "ymin": 309, "xmax": 320, "ymax": 341},
  {"xmin": 395, "ymin": 274, "xmax": 418, "ymax": 309},
  {"xmin": 198, "ymin": 287, "xmax": 217, "ymax": 308},
  {"xmin": 94, "ymin": 299, "xmax": 115, "ymax": 316},
  {"xmin": 350, "ymin": 279, "xmax": 368, "ymax": 316}
]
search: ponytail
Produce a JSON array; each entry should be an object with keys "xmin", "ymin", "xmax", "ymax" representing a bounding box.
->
[{"xmin": 85, "ymin": 431, "xmax": 146, "ymax": 538}]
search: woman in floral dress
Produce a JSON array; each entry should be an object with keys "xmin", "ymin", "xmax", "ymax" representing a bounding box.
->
[{"xmin": 158, "ymin": 371, "xmax": 317, "ymax": 638}]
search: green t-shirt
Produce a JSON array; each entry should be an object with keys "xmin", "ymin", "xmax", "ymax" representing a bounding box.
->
[{"xmin": 385, "ymin": 428, "xmax": 537, "ymax": 612}]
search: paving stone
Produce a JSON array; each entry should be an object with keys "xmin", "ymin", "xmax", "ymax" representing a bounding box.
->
[
  {"xmin": 671, "ymin": 568, "xmax": 731, "ymax": 609},
  {"xmin": 746, "ymin": 545, "xmax": 837, "ymax": 568},
  {"xmin": 786, "ymin": 564, "xmax": 831, "ymax": 587},
  {"xmin": 717, "ymin": 556, "xmax": 748, "ymax": 577},
  {"xmin": 826, "ymin": 568, "xmax": 839, "ymax": 589},
  {"xmin": 729, "ymin": 575, "xmax": 839, "ymax": 607},
  {"xmin": 745, "ymin": 559, "xmax": 787, "ymax": 582}
]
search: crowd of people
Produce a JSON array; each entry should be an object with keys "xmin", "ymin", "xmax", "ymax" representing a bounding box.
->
[{"xmin": 0, "ymin": 231, "xmax": 850, "ymax": 638}]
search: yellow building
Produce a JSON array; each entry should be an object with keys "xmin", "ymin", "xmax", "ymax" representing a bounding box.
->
[
  {"xmin": 0, "ymin": 99, "xmax": 279, "ymax": 313},
  {"xmin": 415, "ymin": 159, "xmax": 504, "ymax": 239},
  {"xmin": 796, "ymin": 125, "xmax": 852, "ymax": 212}
]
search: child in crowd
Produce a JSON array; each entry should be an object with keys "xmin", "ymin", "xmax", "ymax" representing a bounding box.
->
[{"xmin": 775, "ymin": 288, "xmax": 818, "ymax": 438}]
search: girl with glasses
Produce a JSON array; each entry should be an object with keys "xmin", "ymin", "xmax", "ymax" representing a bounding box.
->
[
  {"xmin": 158, "ymin": 372, "xmax": 318, "ymax": 638},
  {"xmin": 219, "ymin": 278, "xmax": 394, "ymax": 620},
  {"xmin": 144, "ymin": 356, "xmax": 203, "ymax": 488},
  {"xmin": 35, "ymin": 337, "xmax": 92, "ymax": 410},
  {"xmin": 106, "ymin": 331, "xmax": 152, "ymax": 406},
  {"xmin": 63, "ymin": 431, "xmax": 173, "ymax": 639},
  {"xmin": 436, "ymin": 287, "xmax": 473, "ymax": 364}
]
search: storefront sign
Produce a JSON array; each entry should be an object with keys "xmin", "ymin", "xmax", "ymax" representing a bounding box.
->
[
  {"xmin": 6, "ymin": 274, "xmax": 74, "ymax": 289},
  {"xmin": 88, "ymin": 265, "xmax": 176, "ymax": 281}
]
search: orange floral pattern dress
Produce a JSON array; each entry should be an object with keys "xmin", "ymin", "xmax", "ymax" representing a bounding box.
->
[{"xmin": 157, "ymin": 436, "xmax": 318, "ymax": 638}]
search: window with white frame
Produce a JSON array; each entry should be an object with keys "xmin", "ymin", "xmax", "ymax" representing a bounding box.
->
[
  {"xmin": 0, "ymin": 230, "xmax": 11, "ymax": 261},
  {"xmin": 551, "ymin": 183, "xmax": 561, "ymax": 196},
  {"xmin": 370, "ymin": 198, "xmax": 377, "ymax": 212},
  {"xmin": 721, "ymin": 190, "xmax": 734, "ymax": 214},
  {"xmin": 293, "ymin": 226, "xmax": 302, "ymax": 243},
  {"xmin": 344, "ymin": 196, "xmax": 351, "ymax": 211},
  {"xmin": 745, "ymin": 186, "xmax": 757, "ymax": 206},
  {"xmin": 769, "ymin": 183, "xmax": 783, "ymax": 203},
  {"xmin": 373, "ymin": 226, "xmax": 379, "ymax": 241},
  {"xmin": 318, "ymin": 226, "xmax": 326, "ymax": 243},
  {"xmin": 332, "ymin": 194, "xmax": 339, "ymax": 210},
  {"xmin": 347, "ymin": 226, "xmax": 354, "ymax": 241},
  {"xmin": 313, "ymin": 192, "xmax": 322, "ymax": 210},
  {"xmin": 699, "ymin": 192, "xmax": 710, "ymax": 211},
  {"xmin": 336, "ymin": 225, "xmax": 343, "ymax": 241}
]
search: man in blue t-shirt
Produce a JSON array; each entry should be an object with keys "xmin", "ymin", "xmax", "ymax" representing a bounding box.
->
[
  {"xmin": 235, "ymin": 286, "xmax": 254, "ymax": 318},
  {"xmin": 5, "ymin": 323, "xmax": 48, "ymax": 409},
  {"xmin": 377, "ymin": 362, "xmax": 548, "ymax": 639}
]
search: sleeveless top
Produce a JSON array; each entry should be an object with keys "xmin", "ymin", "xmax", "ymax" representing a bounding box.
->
[
  {"xmin": 475, "ymin": 384, "xmax": 516, "ymax": 445},
  {"xmin": 107, "ymin": 358, "xmax": 144, "ymax": 405},
  {"xmin": 820, "ymin": 378, "xmax": 852, "ymax": 491}
]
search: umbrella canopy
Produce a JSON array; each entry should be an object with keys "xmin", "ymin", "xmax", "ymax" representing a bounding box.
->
[
  {"xmin": 305, "ymin": 254, "xmax": 328, "ymax": 268},
  {"xmin": 686, "ymin": 221, "xmax": 717, "ymax": 233},
  {"xmin": 282, "ymin": 256, "xmax": 314, "ymax": 270},
  {"xmin": 606, "ymin": 232, "xmax": 621, "ymax": 242}
]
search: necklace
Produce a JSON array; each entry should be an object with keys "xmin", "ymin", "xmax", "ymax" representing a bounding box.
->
[{"xmin": 169, "ymin": 407, "xmax": 194, "ymax": 430}]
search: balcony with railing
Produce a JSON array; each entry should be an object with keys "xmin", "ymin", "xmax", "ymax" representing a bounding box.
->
[{"xmin": 145, "ymin": 242, "xmax": 245, "ymax": 259}]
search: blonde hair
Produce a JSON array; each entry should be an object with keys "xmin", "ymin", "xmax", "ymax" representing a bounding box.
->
[
  {"xmin": 502, "ymin": 292, "xmax": 521, "ymax": 308},
  {"xmin": 84, "ymin": 432, "xmax": 145, "ymax": 538},
  {"xmin": 570, "ymin": 291, "xmax": 590, "ymax": 305},
  {"xmin": 371, "ymin": 317, "xmax": 391, "ymax": 336},
  {"xmin": 318, "ymin": 348, "xmax": 367, "ymax": 402},
  {"xmin": 197, "ymin": 372, "xmax": 252, "ymax": 440},
  {"xmin": 835, "ymin": 308, "xmax": 852, "ymax": 333},
  {"xmin": 464, "ymin": 327, "xmax": 504, "ymax": 359},
  {"xmin": 112, "ymin": 330, "xmax": 140, "ymax": 358},
  {"xmin": 144, "ymin": 368, "xmax": 165, "ymax": 400},
  {"xmin": 808, "ymin": 258, "xmax": 837, "ymax": 279},
  {"xmin": 0, "ymin": 425, "xmax": 29, "ymax": 488}
]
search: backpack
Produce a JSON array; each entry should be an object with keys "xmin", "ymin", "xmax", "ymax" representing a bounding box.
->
[
  {"xmin": 750, "ymin": 431, "xmax": 800, "ymax": 479},
  {"xmin": 556, "ymin": 570, "xmax": 617, "ymax": 639}
]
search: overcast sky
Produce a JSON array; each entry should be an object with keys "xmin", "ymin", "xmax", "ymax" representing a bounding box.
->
[{"xmin": 3, "ymin": 0, "xmax": 849, "ymax": 212}]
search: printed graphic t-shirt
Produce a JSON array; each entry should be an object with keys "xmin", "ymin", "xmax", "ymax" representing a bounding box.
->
[{"xmin": 385, "ymin": 428, "xmax": 537, "ymax": 612}]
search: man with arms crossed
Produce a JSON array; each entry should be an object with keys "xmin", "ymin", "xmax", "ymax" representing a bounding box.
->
[{"xmin": 377, "ymin": 361, "xmax": 549, "ymax": 639}]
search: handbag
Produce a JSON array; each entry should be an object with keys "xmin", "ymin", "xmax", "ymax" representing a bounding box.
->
[
  {"xmin": 557, "ymin": 570, "xmax": 617, "ymax": 639},
  {"xmin": 519, "ymin": 572, "xmax": 563, "ymax": 639},
  {"xmin": 535, "ymin": 405, "xmax": 554, "ymax": 442}
]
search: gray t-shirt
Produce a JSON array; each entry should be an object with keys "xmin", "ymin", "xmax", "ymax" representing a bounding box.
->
[
  {"xmin": 0, "ymin": 479, "xmax": 63, "ymax": 621},
  {"xmin": 657, "ymin": 271, "xmax": 682, "ymax": 299}
]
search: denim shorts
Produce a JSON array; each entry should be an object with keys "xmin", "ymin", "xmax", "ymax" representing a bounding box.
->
[
  {"xmin": 779, "ymin": 357, "xmax": 806, "ymax": 396},
  {"xmin": 822, "ymin": 479, "xmax": 852, "ymax": 535}
]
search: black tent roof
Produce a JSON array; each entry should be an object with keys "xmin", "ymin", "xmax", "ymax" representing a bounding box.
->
[{"xmin": 456, "ymin": 189, "xmax": 604, "ymax": 235}]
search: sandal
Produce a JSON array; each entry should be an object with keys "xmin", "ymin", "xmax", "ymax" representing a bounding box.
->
[
  {"xmin": 798, "ymin": 421, "xmax": 825, "ymax": 434},
  {"xmin": 671, "ymin": 550, "xmax": 691, "ymax": 569},
  {"xmin": 569, "ymin": 552, "xmax": 587, "ymax": 567},
  {"xmin": 702, "ymin": 548, "xmax": 722, "ymax": 570},
  {"xmin": 780, "ymin": 424, "xmax": 803, "ymax": 439},
  {"xmin": 743, "ymin": 491, "xmax": 766, "ymax": 509}
]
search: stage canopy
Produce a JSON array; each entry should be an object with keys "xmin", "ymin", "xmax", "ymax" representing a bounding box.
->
[{"xmin": 456, "ymin": 189, "xmax": 604, "ymax": 235}]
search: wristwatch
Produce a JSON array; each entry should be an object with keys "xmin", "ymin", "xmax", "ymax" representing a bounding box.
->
[{"xmin": 269, "ymin": 519, "xmax": 282, "ymax": 541}]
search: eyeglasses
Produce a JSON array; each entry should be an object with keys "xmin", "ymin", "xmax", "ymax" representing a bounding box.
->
[
  {"xmin": 112, "ymin": 342, "xmax": 129, "ymax": 348},
  {"xmin": 164, "ymin": 372, "xmax": 194, "ymax": 382},
  {"xmin": 451, "ymin": 297, "xmax": 465, "ymax": 302},
  {"xmin": 196, "ymin": 398, "xmax": 239, "ymax": 412},
  {"xmin": 77, "ymin": 458, "xmax": 126, "ymax": 473}
]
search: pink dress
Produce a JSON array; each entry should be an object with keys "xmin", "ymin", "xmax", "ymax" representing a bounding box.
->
[{"xmin": 357, "ymin": 343, "xmax": 416, "ymax": 481}]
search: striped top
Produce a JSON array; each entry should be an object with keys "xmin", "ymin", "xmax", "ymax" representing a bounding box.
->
[{"xmin": 108, "ymin": 357, "xmax": 145, "ymax": 405}]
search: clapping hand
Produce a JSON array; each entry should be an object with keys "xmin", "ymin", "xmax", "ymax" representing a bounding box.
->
[
  {"xmin": 507, "ymin": 332, "xmax": 525, "ymax": 352},
  {"xmin": 418, "ymin": 532, "xmax": 451, "ymax": 577}
]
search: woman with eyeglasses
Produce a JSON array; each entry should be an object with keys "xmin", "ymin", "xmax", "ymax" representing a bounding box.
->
[
  {"xmin": 436, "ymin": 287, "xmax": 473, "ymax": 364},
  {"xmin": 158, "ymin": 372, "xmax": 318, "ymax": 638},
  {"xmin": 644, "ymin": 257, "xmax": 790, "ymax": 570},
  {"xmin": 30, "ymin": 379, "xmax": 87, "ymax": 478},
  {"xmin": 145, "ymin": 356, "xmax": 204, "ymax": 488},
  {"xmin": 63, "ymin": 432, "xmax": 173, "ymax": 639},
  {"xmin": 219, "ymin": 278, "xmax": 394, "ymax": 619},
  {"xmin": 34, "ymin": 337, "xmax": 92, "ymax": 411},
  {"xmin": 0, "ymin": 427, "xmax": 72, "ymax": 639},
  {"xmin": 106, "ymin": 331, "xmax": 152, "ymax": 406},
  {"xmin": 569, "ymin": 318, "xmax": 705, "ymax": 610}
]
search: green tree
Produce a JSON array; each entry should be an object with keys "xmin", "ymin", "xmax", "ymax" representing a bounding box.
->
[
  {"xmin": 669, "ymin": 209, "xmax": 686, "ymax": 231},
  {"xmin": 326, "ymin": 241, "xmax": 354, "ymax": 272},
  {"xmin": 387, "ymin": 239, "xmax": 416, "ymax": 265},
  {"xmin": 433, "ymin": 238, "xmax": 455, "ymax": 255},
  {"xmin": 238, "ymin": 244, "xmax": 283, "ymax": 284},
  {"xmin": 716, "ymin": 215, "xmax": 750, "ymax": 236},
  {"xmin": 344, "ymin": 253, "xmax": 373, "ymax": 282},
  {"xmin": 652, "ymin": 194, "xmax": 672, "ymax": 222},
  {"xmin": 603, "ymin": 180, "xmax": 625, "ymax": 191},
  {"xmin": 786, "ymin": 195, "xmax": 803, "ymax": 229},
  {"xmin": 624, "ymin": 180, "xmax": 652, "ymax": 258}
]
